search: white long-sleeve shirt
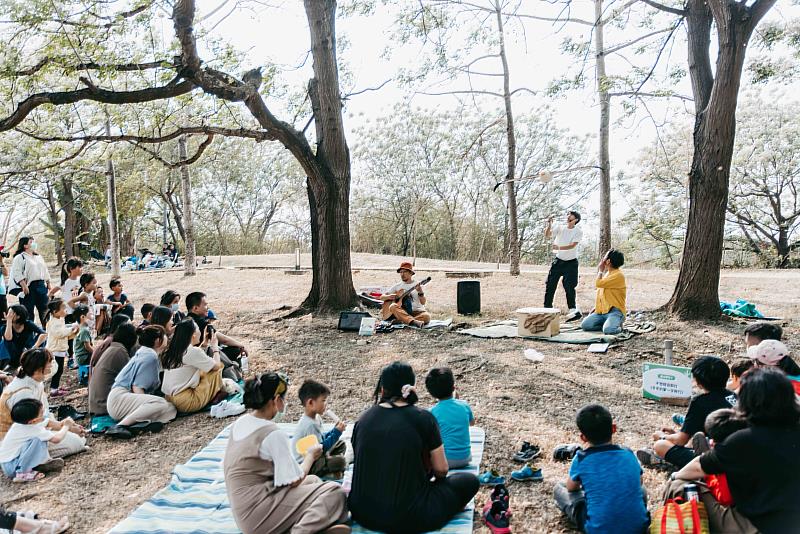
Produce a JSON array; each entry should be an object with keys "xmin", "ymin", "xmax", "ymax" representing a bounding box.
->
[{"xmin": 10, "ymin": 252, "xmax": 51, "ymax": 285}]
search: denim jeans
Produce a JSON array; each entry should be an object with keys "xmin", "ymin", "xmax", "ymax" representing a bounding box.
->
[
  {"xmin": 580, "ymin": 307, "xmax": 625, "ymax": 335},
  {"xmin": 554, "ymin": 482, "xmax": 588, "ymax": 531}
]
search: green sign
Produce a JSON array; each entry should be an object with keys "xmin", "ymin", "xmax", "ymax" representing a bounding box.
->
[{"xmin": 642, "ymin": 363, "xmax": 692, "ymax": 402}]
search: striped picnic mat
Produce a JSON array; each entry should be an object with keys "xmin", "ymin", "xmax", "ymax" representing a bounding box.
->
[{"xmin": 110, "ymin": 423, "xmax": 485, "ymax": 534}]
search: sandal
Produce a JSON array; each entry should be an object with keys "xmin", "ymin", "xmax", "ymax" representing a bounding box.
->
[
  {"xmin": 13, "ymin": 471, "xmax": 45, "ymax": 483},
  {"xmin": 30, "ymin": 516, "xmax": 70, "ymax": 534}
]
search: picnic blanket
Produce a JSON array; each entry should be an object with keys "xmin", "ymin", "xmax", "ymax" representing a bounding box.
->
[
  {"xmin": 110, "ymin": 423, "xmax": 485, "ymax": 534},
  {"xmin": 457, "ymin": 320, "xmax": 655, "ymax": 344}
]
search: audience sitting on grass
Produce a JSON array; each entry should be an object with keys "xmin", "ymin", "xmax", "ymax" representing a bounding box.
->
[
  {"xmin": 160, "ymin": 290, "xmax": 185, "ymax": 324},
  {"xmin": 0, "ymin": 398, "xmax": 70, "ymax": 482},
  {"xmin": 108, "ymin": 278, "xmax": 134, "ymax": 320},
  {"xmin": 727, "ymin": 358, "xmax": 755, "ymax": 400},
  {"xmin": 0, "ymin": 349, "xmax": 86, "ymax": 458},
  {"xmin": 554, "ymin": 404, "xmax": 649, "ymax": 534},
  {"xmin": 224, "ymin": 372, "xmax": 350, "ymax": 534},
  {"xmin": 148, "ymin": 305, "xmax": 176, "ymax": 336},
  {"xmin": 699, "ymin": 408, "xmax": 748, "ymax": 507},
  {"xmin": 580, "ymin": 249, "xmax": 626, "ymax": 335},
  {"xmin": 44, "ymin": 298, "xmax": 79, "ymax": 397},
  {"xmin": 160, "ymin": 319, "xmax": 224, "ymax": 414},
  {"xmin": 186, "ymin": 291, "xmax": 248, "ymax": 364},
  {"xmin": 637, "ymin": 355, "xmax": 733, "ymax": 469},
  {"xmin": 425, "ymin": 366, "xmax": 475, "ymax": 469},
  {"xmin": 348, "ymin": 361, "xmax": 479, "ymax": 533},
  {"xmin": 1, "ymin": 305, "xmax": 46, "ymax": 371},
  {"xmin": 89, "ymin": 322, "xmax": 138, "ymax": 416},
  {"xmin": 746, "ymin": 339, "xmax": 800, "ymax": 393},
  {"xmin": 105, "ymin": 325, "xmax": 176, "ymax": 440},
  {"xmin": 291, "ymin": 379, "xmax": 347, "ymax": 479},
  {"xmin": 672, "ymin": 367, "xmax": 800, "ymax": 534}
]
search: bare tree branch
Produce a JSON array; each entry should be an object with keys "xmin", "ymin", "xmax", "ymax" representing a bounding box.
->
[{"xmin": 640, "ymin": 0, "xmax": 686, "ymax": 16}]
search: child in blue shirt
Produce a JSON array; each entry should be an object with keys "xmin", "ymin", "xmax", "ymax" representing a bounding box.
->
[
  {"xmin": 425, "ymin": 367, "xmax": 474, "ymax": 469},
  {"xmin": 555, "ymin": 404, "xmax": 649, "ymax": 534}
]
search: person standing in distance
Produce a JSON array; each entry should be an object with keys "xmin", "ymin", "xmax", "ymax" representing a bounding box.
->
[{"xmin": 544, "ymin": 211, "xmax": 583, "ymax": 322}]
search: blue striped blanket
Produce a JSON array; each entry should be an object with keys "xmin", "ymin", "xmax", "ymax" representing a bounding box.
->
[{"xmin": 110, "ymin": 423, "xmax": 485, "ymax": 534}]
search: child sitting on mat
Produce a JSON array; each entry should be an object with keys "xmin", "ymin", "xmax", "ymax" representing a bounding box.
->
[
  {"xmin": 291, "ymin": 379, "xmax": 347, "ymax": 478},
  {"xmin": 638, "ymin": 355, "xmax": 733, "ymax": 469},
  {"xmin": 425, "ymin": 366, "xmax": 474, "ymax": 469},
  {"xmin": 554, "ymin": 404, "xmax": 649, "ymax": 534},
  {"xmin": 0, "ymin": 399, "xmax": 69, "ymax": 482}
]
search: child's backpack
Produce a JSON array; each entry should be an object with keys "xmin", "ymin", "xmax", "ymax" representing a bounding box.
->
[{"xmin": 650, "ymin": 498, "xmax": 709, "ymax": 534}]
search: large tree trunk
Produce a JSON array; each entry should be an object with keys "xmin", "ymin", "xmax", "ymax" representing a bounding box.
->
[
  {"xmin": 105, "ymin": 117, "xmax": 121, "ymax": 278},
  {"xmin": 45, "ymin": 186, "xmax": 63, "ymax": 266},
  {"xmin": 595, "ymin": 0, "xmax": 612, "ymax": 256},
  {"xmin": 667, "ymin": 0, "xmax": 772, "ymax": 318},
  {"xmin": 495, "ymin": 3, "xmax": 520, "ymax": 276},
  {"xmin": 178, "ymin": 136, "xmax": 197, "ymax": 276},
  {"xmin": 59, "ymin": 177, "xmax": 77, "ymax": 259},
  {"xmin": 299, "ymin": 0, "xmax": 357, "ymax": 312}
]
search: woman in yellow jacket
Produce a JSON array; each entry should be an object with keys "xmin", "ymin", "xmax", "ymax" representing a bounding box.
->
[{"xmin": 581, "ymin": 249, "xmax": 626, "ymax": 335}]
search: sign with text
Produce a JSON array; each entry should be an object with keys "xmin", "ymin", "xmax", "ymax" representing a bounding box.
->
[{"xmin": 642, "ymin": 363, "xmax": 692, "ymax": 404}]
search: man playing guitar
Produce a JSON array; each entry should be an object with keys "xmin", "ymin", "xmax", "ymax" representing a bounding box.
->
[{"xmin": 380, "ymin": 262, "xmax": 431, "ymax": 328}]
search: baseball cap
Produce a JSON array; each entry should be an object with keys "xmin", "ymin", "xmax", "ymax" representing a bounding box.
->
[{"xmin": 747, "ymin": 339, "xmax": 790, "ymax": 366}]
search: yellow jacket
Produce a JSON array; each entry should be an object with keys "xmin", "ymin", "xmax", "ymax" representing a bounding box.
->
[{"xmin": 595, "ymin": 269, "xmax": 626, "ymax": 315}]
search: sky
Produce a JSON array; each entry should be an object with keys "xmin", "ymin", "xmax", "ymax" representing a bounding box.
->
[{"xmin": 188, "ymin": 0, "xmax": 797, "ymax": 232}]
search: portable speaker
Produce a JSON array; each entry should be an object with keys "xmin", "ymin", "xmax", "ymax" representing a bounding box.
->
[
  {"xmin": 337, "ymin": 311, "xmax": 373, "ymax": 331},
  {"xmin": 457, "ymin": 280, "xmax": 481, "ymax": 315}
]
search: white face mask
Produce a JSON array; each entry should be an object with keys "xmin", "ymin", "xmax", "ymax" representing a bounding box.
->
[
  {"xmin": 272, "ymin": 397, "xmax": 287, "ymax": 422},
  {"xmin": 171, "ymin": 303, "xmax": 180, "ymax": 312},
  {"xmin": 30, "ymin": 241, "xmax": 38, "ymax": 251}
]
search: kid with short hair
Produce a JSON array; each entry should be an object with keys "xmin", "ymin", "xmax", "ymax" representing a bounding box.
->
[
  {"xmin": 139, "ymin": 303, "xmax": 155, "ymax": 327},
  {"xmin": 290, "ymin": 379, "xmax": 347, "ymax": 478},
  {"xmin": 45, "ymin": 299, "xmax": 79, "ymax": 397},
  {"xmin": 554, "ymin": 404, "xmax": 649, "ymax": 534},
  {"xmin": 702, "ymin": 408, "xmax": 749, "ymax": 507},
  {"xmin": 638, "ymin": 355, "xmax": 734, "ymax": 469},
  {"xmin": 425, "ymin": 366, "xmax": 474, "ymax": 469},
  {"xmin": 108, "ymin": 278, "xmax": 134, "ymax": 320},
  {"xmin": 72, "ymin": 306, "xmax": 93, "ymax": 385},
  {"xmin": 0, "ymin": 398, "xmax": 68, "ymax": 482},
  {"xmin": 727, "ymin": 358, "xmax": 755, "ymax": 400}
]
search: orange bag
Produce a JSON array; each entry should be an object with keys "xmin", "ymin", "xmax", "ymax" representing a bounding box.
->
[{"xmin": 650, "ymin": 498, "xmax": 710, "ymax": 534}]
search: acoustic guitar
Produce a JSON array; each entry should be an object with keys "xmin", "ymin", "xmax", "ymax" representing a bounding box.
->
[{"xmin": 380, "ymin": 277, "xmax": 432, "ymax": 320}]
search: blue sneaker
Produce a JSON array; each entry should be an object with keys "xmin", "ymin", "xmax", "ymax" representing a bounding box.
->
[
  {"xmin": 511, "ymin": 464, "xmax": 543, "ymax": 481},
  {"xmin": 478, "ymin": 469, "xmax": 506, "ymax": 485},
  {"xmin": 672, "ymin": 413, "xmax": 685, "ymax": 426}
]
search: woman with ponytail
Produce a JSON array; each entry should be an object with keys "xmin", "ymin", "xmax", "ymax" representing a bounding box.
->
[
  {"xmin": 224, "ymin": 372, "xmax": 349, "ymax": 534},
  {"xmin": 348, "ymin": 361, "xmax": 479, "ymax": 533}
]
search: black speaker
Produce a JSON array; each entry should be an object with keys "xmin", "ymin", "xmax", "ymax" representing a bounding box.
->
[{"xmin": 457, "ymin": 280, "xmax": 481, "ymax": 315}]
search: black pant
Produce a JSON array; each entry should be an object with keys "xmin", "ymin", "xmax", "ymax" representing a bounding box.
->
[
  {"xmin": 0, "ymin": 294, "xmax": 7, "ymax": 319},
  {"xmin": 544, "ymin": 258, "xmax": 578, "ymax": 310},
  {"xmin": 113, "ymin": 304, "xmax": 135, "ymax": 320},
  {"xmin": 0, "ymin": 508, "xmax": 16, "ymax": 530},
  {"xmin": 51, "ymin": 355, "xmax": 65, "ymax": 390},
  {"xmin": 21, "ymin": 280, "xmax": 49, "ymax": 326},
  {"xmin": 355, "ymin": 472, "xmax": 479, "ymax": 533}
]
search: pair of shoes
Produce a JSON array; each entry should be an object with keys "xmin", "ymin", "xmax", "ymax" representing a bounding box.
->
[
  {"xmin": 105, "ymin": 424, "xmax": 134, "ymax": 440},
  {"xmin": 56, "ymin": 405, "xmax": 86, "ymax": 421},
  {"xmin": 210, "ymin": 400, "xmax": 246, "ymax": 418},
  {"xmin": 483, "ymin": 499, "xmax": 511, "ymax": 534},
  {"xmin": 512, "ymin": 441, "xmax": 541, "ymax": 462},
  {"xmin": 691, "ymin": 431, "xmax": 710, "ymax": 454},
  {"xmin": 672, "ymin": 413, "xmax": 686, "ymax": 426},
  {"xmin": 511, "ymin": 464, "xmax": 543, "ymax": 482},
  {"xmin": 564, "ymin": 309, "xmax": 583, "ymax": 323},
  {"xmin": 636, "ymin": 448, "xmax": 670, "ymax": 468},
  {"xmin": 553, "ymin": 443, "xmax": 581, "ymax": 462},
  {"xmin": 13, "ymin": 471, "xmax": 44, "ymax": 483},
  {"xmin": 128, "ymin": 421, "xmax": 165, "ymax": 434},
  {"xmin": 35, "ymin": 458, "xmax": 65, "ymax": 473},
  {"xmin": 478, "ymin": 469, "xmax": 506, "ymax": 485}
]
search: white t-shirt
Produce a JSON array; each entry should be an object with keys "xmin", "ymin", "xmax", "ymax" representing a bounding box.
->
[
  {"xmin": 0, "ymin": 421, "xmax": 55, "ymax": 462},
  {"xmin": 388, "ymin": 281, "xmax": 426, "ymax": 312},
  {"xmin": 552, "ymin": 224, "xmax": 583, "ymax": 261},
  {"xmin": 3, "ymin": 376, "xmax": 49, "ymax": 422},
  {"xmin": 161, "ymin": 346, "xmax": 217, "ymax": 396},
  {"xmin": 61, "ymin": 278, "xmax": 81, "ymax": 314},
  {"xmin": 229, "ymin": 414, "xmax": 303, "ymax": 486}
]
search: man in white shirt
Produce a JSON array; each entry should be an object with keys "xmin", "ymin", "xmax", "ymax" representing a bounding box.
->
[
  {"xmin": 380, "ymin": 262, "xmax": 431, "ymax": 327},
  {"xmin": 544, "ymin": 211, "xmax": 583, "ymax": 321}
]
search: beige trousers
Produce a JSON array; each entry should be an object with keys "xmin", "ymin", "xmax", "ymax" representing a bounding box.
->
[
  {"xmin": 107, "ymin": 387, "xmax": 177, "ymax": 426},
  {"xmin": 388, "ymin": 303, "xmax": 431, "ymax": 325},
  {"xmin": 167, "ymin": 369, "xmax": 223, "ymax": 414}
]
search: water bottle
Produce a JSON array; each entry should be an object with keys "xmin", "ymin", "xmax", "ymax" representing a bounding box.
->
[
  {"xmin": 684, "ymin": 483, "xmax": 698, "ymax": 501},
  {"xmin": 240, "ymin": 354, "xmax": 249, "ymax": 375}
]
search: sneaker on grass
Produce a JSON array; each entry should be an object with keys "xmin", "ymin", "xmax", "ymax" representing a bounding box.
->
[
  {"xmin": 510, "ymin": 464, "xmax": 543, "ymax": 482},
  {"xmin": 672, "ymin": 413, "xmax": 685, "ymax": 426},
  {"xmin": 564, "ymin": 309, "xmax": 582, "ymax": 322},
  {"xmin": 483, "ymin": 500, "xmax": 511, "ymax": 534},
  {"xmin": 636, "ymin": 448, "xmax": 670, "ymax": 468},
  {"xmin": 512, "ymin": 441, "xmax": 541, "ymax": 463},
  {"xmin": 478, "ymin": 469, "xmax": 506, "ymax": 486}
]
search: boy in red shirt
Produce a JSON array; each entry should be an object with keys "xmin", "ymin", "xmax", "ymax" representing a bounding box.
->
[{"xmin": 702, "ymin": 408, "xmax": 748, "ymax": 506}]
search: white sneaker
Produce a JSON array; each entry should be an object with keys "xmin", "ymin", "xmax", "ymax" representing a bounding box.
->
[
  {"xmin": 211, "ymin": 400, "xmax": 245, "ymax": 418},
  {"xmin": 564, "ymin": 308, "xmax": 582, "ymax": 322}
]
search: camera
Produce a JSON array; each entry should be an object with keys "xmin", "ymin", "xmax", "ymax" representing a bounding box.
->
[{"xmin": 0, "ymin": 251, "xmax": 8, "ymax": 258}]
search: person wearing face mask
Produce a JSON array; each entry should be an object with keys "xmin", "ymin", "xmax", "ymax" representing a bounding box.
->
[
  {"xmin": 105, "ymin": 325, "xmax": 177, "ymax": 440},
  {"xmin": 160, "ymin": 290, "xmax": 185, "ymax": 325},
  {"xmin": 9, "ymin": 237, "xmax": 51, "ymax": 326},
  {"xmin": 224, "ymin": 372, "xmax": 350, "ymax": 534}
]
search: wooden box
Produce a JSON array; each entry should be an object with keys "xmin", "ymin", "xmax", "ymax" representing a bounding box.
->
[{"xmin": 515, "ymin": 307, "xmax": 561, "ymax": 337}]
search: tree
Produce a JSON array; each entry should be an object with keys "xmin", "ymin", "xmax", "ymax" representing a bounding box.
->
[
  {"xmin": 0, "ymin": 0, "xmax": 358, "ymax": 312},
  {"xmin": 643, "ymin": 0, "xmax": 778, "ymax": 318}
]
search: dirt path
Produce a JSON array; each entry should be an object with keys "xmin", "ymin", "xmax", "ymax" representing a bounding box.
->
[{"xmin": 1, "ymin": 257, "xmax": 796, "ymax": 532}]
